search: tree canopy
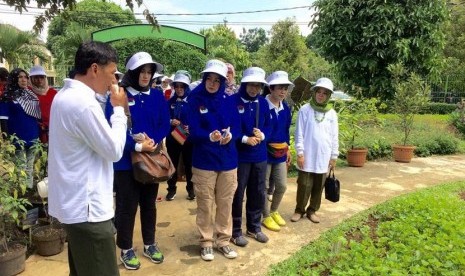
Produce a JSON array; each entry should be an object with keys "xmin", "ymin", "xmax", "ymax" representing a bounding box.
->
[
  {"xmin": 310, "ymin": 0, "xmax": 448, "ymax": 100},
  {"xmin": 240, "ymin": 27, "xmax": 268, "ymax": 53},
  {"xmin": 1, "ymin": 0, "xmax": 156, "ymax": 33},
  {"xmin": 443, "ymin": 1, "xmax": 465, "ymax": 73},
  {"xmin": 255, "ymin": 18, "xmax": 311, "ymax": 80},
  {"xmin": 47, "ymin": 0, "xmax": 137, "ymax": 66},
  {"xmin": 200, "ymin": 24, "xmax": 251, "ymax": 76}
]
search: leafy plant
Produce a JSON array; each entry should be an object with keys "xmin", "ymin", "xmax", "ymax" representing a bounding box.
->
[
  {"xmin": 268, "ymin": 182, "xmax": 465, "ymax": 275},
  {"xmin": 338, "ymin": 96, "xmax": 383, "ymax": 152},
  {"xmin": 30, "ymin": 139, "xmax": 48, "ymax": 185},
  {"xmin": 0, "ymin": 135, "xmax": 31, "ymax": 253},
  {"xmin": 390, "ymin": 63, "xmax": 431, "ymax": 145},
  {"xmin": 450, "ymin": 99, "xmax": 465, "ymax": 137}
]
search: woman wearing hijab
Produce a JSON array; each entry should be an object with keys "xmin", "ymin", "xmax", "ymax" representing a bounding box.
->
[
  {"xmin": 229, "ymin": 67, "xmax": 271, "ymax": 247},
  {"xmin": 0, "ymin": 68, "xmax": 41, "ymax": 189},
  {"xmin": 28, "ymin": 65, "xmax": 58, "ymax": 143},
  {"xmin": 187, "ymin": 59, "xmax": 241, "ymax": 261},
  {"xmin": 106, "ymin": 52, "xmax": 170, "ymax": 270},
  {"xmin": 165, "ymin": 70, "xmax": 195, "ymax": 201},
  {"xmin": 291, "ymin": 77, "xmax": 339, "ymax": 223},
  {"xmin": 225, "ymin": 63, "xmax": 238, "ymax": 96}
]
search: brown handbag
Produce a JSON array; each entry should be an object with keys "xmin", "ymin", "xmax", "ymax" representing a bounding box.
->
[{"xmin": 131, "ymin": 142, "xmax": 176, "ymax": 184}]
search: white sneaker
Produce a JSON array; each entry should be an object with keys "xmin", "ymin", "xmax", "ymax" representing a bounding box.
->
[
  {"xmin": 200, "ymin": 247, "xmax": 214, "ymax": 261},
  {"xmin": 218, "ymin": 245, "xmax": 237, "ymax": 259}
]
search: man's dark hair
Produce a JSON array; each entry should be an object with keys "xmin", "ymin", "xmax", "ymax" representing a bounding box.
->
[{"xmin": 74, "ymin": 41, "xmax": 118, "ymax": 75}]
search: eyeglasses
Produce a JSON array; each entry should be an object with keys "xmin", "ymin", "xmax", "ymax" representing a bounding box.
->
[
  {"xmin": 174, "ymin": 84, "xmax": 184, "ymax": 88},
  {"xmin": 32, "ymin": 75, "xmax": 46, "ymax": 79}
]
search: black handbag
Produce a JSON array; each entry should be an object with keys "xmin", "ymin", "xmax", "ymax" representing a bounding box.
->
[{"xmin": 324, "ymin": 169, "xmax": 340, "ymax": 202}]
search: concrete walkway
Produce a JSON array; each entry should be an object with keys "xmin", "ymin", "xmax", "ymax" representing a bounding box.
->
[{"xmin": 22, "ymin": 155, "xmax": 465, "ymax": 276}]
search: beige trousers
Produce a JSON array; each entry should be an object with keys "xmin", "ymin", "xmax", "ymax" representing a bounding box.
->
[{"xmin": 192, "ymin": 167, "xmax": 238, "ymax": 248}]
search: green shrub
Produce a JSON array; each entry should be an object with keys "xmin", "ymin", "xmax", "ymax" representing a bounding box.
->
[
  {"xmin": 366, "ymin": 138, "xmax": 392, "ymax": 160},
  {"xmin": 450, "ymin": 111, "xmax": 465, "ymax": 137},
  {"xmin": 420, "ymin": 103, "xmax": 456, "ymax": 114}
]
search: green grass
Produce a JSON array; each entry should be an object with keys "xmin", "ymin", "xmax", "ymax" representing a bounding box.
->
[{"xmin": 267, "ymin": 182, "xmax": 465, "ymax": 275}]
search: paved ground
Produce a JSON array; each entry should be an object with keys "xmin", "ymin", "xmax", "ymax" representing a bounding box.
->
[{"xmin": 22, "ymin": 155, "xmax": 465, "ymax": 276}]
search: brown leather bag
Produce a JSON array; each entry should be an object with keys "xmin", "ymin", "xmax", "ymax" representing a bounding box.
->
[{"xmin": 131, "ymin": 142, "xmax": 176, "ymax": 184}]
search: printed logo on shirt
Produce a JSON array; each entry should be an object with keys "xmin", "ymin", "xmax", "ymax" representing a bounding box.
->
[
  {"xmin": 199, "ymin": 106, "xmax": 208, "ymax": 114},
  {"xmin": 128, "ymin": 98, "xmax": 135, "ymax": 106},
  {"xmin": 237, "ymin": 105, "xmax": 244, "ymax": 114},
  {"xmin": 171, "ymin": 103, "xmax": 176, "ymax": 109}
]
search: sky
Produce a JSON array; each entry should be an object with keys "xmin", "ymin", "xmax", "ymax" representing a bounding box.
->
[{"xmin": 0, "ymin": 0, "xmax": 316, "ymax": 42}]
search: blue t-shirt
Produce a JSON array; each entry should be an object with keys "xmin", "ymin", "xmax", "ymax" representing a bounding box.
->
[
  {"xmin": 0, "ymin": 101, "xmax": 40, "ymax": 148},
  {"xmin": 230, "ymin": 93, "xmax": 271, "ymax": 163},
  {"xmin": 105, "ymin": 88, "xmax": 170, "ymax": 171},
  {"xmin": 267, "ymin": 101, "xmax": 291, "ymax": 164},
  {"xmin": 187, "ymin": 88, "xmax": 240, "ymax": 171}
]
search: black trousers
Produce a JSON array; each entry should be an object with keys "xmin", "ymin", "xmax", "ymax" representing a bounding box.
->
[
  {"xmin": 232, "ymin": 161, "xmax": 267, "ymax": 237},
  {"xmin": 166, "ymin": 135, "xmax": 194, "ymax": 193},
  {"xmin": 114, "ymin": 170, "xmax": 159, "ymax": 250}
]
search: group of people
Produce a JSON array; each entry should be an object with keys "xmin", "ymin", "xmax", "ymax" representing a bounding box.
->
[
  {"xmin": 1, "ymin": 40, "xmax": 339, "ymax": 276},
  {"xmin": 0, "ymin": 65, "xmax": 57, "ymax": 189}
]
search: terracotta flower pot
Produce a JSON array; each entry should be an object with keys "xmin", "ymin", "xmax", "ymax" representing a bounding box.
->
[
  {"xmin": 392, "ymin": 145, "xmax": 416, "ymax": 163},
  {"xmin": 346, "ymin": 148, "xmax": 368, "ymax": 167}
]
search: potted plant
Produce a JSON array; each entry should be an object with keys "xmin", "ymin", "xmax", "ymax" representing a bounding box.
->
[
  {"xmin": 31, "ymin": 215, "xmax": 66, "ymax": 256},
  {"xmin": 0, "ymin": 135, "xmax": 30, "ymax": 276},
  {"xmin": 338, "ymin": 96, "xmax": 382, "ymax": 167},
  {"xmin": 389, "ymin": 63, "xmax": 430, "ymax": 163},
  {"xmin": 30, "ymin": 139, "xmax": 49, "ymax": 222},
  {"xmin": 28, "ymin": 140, "xmax": 67, "ymax": 256}
]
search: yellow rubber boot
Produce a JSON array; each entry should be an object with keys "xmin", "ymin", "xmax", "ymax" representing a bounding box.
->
[
  {"xmin": 262, "ymin": 216, "xmax": 281, "ymax": 232},
  {"xmin": 271, "ymin": 211, "xmax": 286, "ymax": 226}
]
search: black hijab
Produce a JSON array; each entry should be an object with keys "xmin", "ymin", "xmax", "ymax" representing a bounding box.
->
[
  {"xmin": 120, "ymin": 64, "xmax": 156, "ymax": 92},
  {"xmin": 2, "ymin": 68, "xmax": 40, "ymax": 119}
]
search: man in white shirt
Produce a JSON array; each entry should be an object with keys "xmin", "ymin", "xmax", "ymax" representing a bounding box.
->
[{"xmin": 48, "ymin": 41, "xmax": 127, "ymax": 276}]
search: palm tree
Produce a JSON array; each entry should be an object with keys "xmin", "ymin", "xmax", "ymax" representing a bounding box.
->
[
  {"xmin": 0, "ymin": 24, "xmax": 48, "ymax": 68},
  {"xmin": 52, "ymin": 22, "xmax": 92, "ymax": 66},
  {"xmin": 51, "ymin": 22, "xmax": 93, "ymax": 85}
]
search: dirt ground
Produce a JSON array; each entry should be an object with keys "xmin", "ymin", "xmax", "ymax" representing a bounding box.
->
[{"xmin": 23, "ymin": 155, "xmax": 465, "ymax": 276}]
